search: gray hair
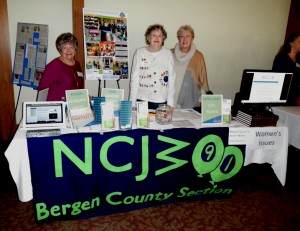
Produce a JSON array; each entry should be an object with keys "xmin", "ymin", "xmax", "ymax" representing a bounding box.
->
[
  {"xmin": 144, "ymin": 24, "xmax": 167, "ymax": 46},
  {"xmin": 55, "ymin": 32, "xmax": 79, "ymax": 52},
  {"xmin": 177, "ymin": 25, "xmax": 195, "ymax": 39}
]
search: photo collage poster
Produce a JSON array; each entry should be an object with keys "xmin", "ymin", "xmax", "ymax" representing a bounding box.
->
[
  {"xmin": 12, "ymin": 22, "xmax": 48, "ymax": 89},
  {"xmin": 83, "ymin": 9, "xmax": 129, "ymax": 80}
]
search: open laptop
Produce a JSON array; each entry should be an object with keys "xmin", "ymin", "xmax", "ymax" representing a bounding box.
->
[{"xmin": 22, "ymin": 101, "xmax": 67, "ymax": 134}]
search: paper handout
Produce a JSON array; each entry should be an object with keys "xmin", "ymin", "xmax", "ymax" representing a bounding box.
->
[{"xmin": 66, "ymin": 89, "xmax": 94, "ymax": 129}]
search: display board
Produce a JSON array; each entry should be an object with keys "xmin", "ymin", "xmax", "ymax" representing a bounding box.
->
[
  {"xmin": 12, "ymin": 22, "xmax": 48, "ymax": 89},
  {"xmin": 83, "ymin": 9, "xmax": 129, "ymax": 80}
]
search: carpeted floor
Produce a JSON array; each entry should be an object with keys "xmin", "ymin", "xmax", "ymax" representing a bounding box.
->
[{"xmin": 1, "ymin": 141, "xmax": 300, "ymax": 231}]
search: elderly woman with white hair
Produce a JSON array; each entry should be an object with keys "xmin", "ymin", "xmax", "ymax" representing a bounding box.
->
[{"xmin": 171, "ymin": 25, "xmax": 211, "ymax": 109}]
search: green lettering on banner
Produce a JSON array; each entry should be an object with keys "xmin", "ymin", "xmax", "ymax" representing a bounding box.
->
[
  {"xmin": 176, "ymin": 187, "xmax": 188, "ymax": 197},
  {"xmin": 107, "ymin": 191, "xmax": 122, "ymax": 205},
  {"xmin": 155, "ymin": 135, "xmax": 190, "ymax": 176},
  {"xmin": 123, "ymin": 196, "xmax": 135, "ymax": 205},
  {"xmin": 192, "ymin": 134, "xmax": 224, "ymax": 177},
  {"xmin": 50, "ymin": 205, "xmax": 61, "ymax": 216},
  {"xmin": 100, "ymin": 136, "xmax": 134, "ymax": 172},
  {"xmin": 81, "ymin": 201, "xmax": 91, "ymax": 211},
  {"xmin": 36, "ymin": 203, "xmax": 49, "ymax": 220},
  {"xmin": 71, "ymin": 202, "xmax": 82, "ymax": 215},
  {"xmin": 177, "ymin": 186, "xmax": 233, "ymax": 198},
  {"xmin": 135, "ymin": 136, "xmax": 149, "ymax": 181},
  {"xmin": 61, "ymin": 204, "xmax": 71, "ymax": 215},
  {"xmin": 210, "ymin": 146, "xmax": 243, "ymax": 185},
  {"xmin": 34, "ymin": 131, "xmax": 245, "ymax": 221},
  {"xmin": 36, "ymin": 197, "xmax": 101, "ymax": 221},
  {"xmin": 53, "ymin": 138, "xmax": 92, "ymax": 177}
]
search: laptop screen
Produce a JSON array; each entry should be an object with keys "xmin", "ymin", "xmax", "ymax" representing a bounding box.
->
[{"xmin": 22, "ymin": 101, "xmax": 66, "ymax": 130}]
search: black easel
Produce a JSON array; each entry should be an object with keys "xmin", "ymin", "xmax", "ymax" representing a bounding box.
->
[
  {"xmin": 97, "ymin": 79, "xmax": 102, "ymax": 97},
  {"xmin": 8, "ymin": 85, "xmax": 22, "ymax": 139},
  {"xmin": 97, "ymin": 79, "xmax": 120, "ymax": 97}
]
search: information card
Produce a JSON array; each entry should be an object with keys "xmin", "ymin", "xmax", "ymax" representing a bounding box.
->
[
  {"xmin": 66, "ymin": 89, "xmax": 94, "ymax": 128},
  {"xmin": 201, "ymin": 95, "xmax": 223, "ymax": 125}
]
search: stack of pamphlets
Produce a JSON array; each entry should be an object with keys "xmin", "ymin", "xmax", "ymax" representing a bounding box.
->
[{"xmin": 66, "ymin": 89, "xmax": 94, "ymax": 129}]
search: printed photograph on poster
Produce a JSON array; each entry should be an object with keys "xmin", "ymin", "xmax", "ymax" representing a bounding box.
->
[
  {"xmin": 11, "ymin": 22, "xmax": 48, "ymax": 89},
  {"xmin": 83, "ymin": 9, "xmax": 129, "ymax": 80}
]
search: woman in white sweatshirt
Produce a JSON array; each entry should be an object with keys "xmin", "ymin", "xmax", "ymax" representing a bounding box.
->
[{"xmin": 129, "ymin": 24, "xmax": 176, "ymax": 110}]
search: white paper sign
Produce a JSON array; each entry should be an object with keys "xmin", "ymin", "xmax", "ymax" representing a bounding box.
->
[{"xmin": 229, "ymin": 127, "xmax": 285, "ymax": 150}]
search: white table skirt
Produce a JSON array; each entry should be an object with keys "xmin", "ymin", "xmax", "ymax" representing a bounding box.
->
[
  {"xmin": 272, "ymin": 106, "xmax": 300, "ymax": 149},
  {"xmin": 5, "ymin": 129, "xmax": 32, "ymax": 202}
]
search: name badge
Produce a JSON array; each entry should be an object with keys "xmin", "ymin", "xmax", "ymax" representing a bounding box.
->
[{"xmin": 77, "ymin": 72, "xmax": 83, "ymax": 77}]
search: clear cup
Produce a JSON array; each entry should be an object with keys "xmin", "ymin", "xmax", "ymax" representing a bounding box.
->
[{"xmin": 155, "ymin": 104, "xmax": 173, "ymax": 125}]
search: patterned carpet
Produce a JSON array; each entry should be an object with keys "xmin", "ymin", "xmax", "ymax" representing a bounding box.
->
[{"xmin": 1, "ymin": 142, "xmax": 300, "ymax": 231}]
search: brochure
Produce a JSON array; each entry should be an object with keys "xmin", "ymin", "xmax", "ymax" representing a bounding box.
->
[
  {"xmin": 101, "ymin": 101, "xmax": 115, "ymax": 130},
  {"xmin": 222, "ymin": 99, "xmax": 232, "ymax": 123},
  {"xmin": 101, "ymin": 88, "xmax": 124, "ymax": 115},
  {"xmin": 66, "ymin": 89, "xmax": 94, "ymax": 128},
  {"xmin": 136, "ymin": 101, "xmax": 149, "ymax": 128},
  {"xmin": 201, "ymin": 95, "xmax": 223, "ymax": 125}
]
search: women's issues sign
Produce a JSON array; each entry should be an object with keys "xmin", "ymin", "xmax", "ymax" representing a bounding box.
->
[{"xmin": 27, "ymin": 127, "xmax": 245, "ymax": 222}]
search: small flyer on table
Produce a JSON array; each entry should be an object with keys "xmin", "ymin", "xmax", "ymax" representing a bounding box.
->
[
  {"xmin": 101, "ymin": 88, "xmax": 124, "ymax": 115},
  {"xmin": 101, "ymin": 101, "xmax": 115, "ymax": 130},
  {"xmin": 222, "ymin": 99, "xmax": 232, "ymax": 123},
  {"xmin": 136, "ymin": 101, "xmax": 149, "ymax": 128},
  {"xmin": 66, "ymin": 89, "xmax": 94, "ymax": 128},
  {"xmin": 201, "ymin": 95, "xmax": 223, "ymax": 125}
]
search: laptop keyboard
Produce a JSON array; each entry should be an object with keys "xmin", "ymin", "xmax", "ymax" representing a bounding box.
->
[{"xmin": 26, "ymin": 129, "xmax": 61, "ymax": 138}]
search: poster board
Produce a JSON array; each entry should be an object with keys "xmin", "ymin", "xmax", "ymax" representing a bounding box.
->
[
  {"xmin": 83, "ymin": 9, "xmax": 129, "ymax": 80},
  {"xmin": 12, "ymin": 22, "xmax": 48, "ymax": 89}
]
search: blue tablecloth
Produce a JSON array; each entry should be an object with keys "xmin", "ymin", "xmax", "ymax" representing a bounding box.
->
[{"xmin": 28, "ymin": 127, "xmax": 244, "ymax": 222}]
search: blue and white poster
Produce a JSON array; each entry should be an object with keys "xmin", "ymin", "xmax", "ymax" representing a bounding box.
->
[{"xmin": 12, "ymin": 22, "xmax": 48, "ymax": 89}]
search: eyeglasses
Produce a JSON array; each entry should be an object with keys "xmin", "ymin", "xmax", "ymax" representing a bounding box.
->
[{"xmin": 179, "ymin": 35, "xmax": 192, "ymax": 39}]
